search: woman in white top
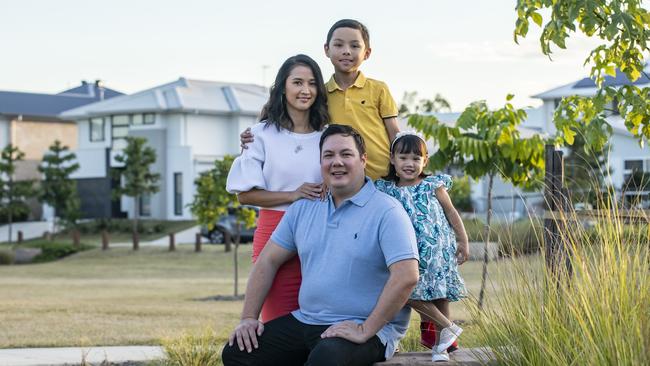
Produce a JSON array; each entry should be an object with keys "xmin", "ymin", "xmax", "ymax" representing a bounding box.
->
[{"xmin": 226, "ymin": 54, "xmax": 329, "ymax": 322}]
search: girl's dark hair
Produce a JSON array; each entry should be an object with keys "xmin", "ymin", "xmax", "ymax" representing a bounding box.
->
[
  {"xmin": 260, "ymin": 54, "xmax": 329, "ymax": 132},
  {"xmin": 383, "ymin": 134, "xmax": 431, "ymax": 182}
]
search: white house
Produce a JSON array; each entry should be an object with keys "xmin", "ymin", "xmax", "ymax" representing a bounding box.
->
[
  {"xmin": 533, "ymin": 67, "xmax": 650, "ymax": 191},
  {"xmin": 60, "ymin": 78, "xmax": 267, "ymax": 221}
]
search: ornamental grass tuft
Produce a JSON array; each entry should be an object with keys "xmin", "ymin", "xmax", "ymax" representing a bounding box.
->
[
  {"xmin": 162, "ymin": 328, "xmax": 225, "ymax": 366},
  {"xmin": 468, "ymin": 202, "xmax": 649, "ymax": 365}
]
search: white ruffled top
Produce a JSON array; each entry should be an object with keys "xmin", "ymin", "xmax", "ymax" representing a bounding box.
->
[{"xmin": 226, "ymin": 122, "xmax": 323, "ymax": 211}]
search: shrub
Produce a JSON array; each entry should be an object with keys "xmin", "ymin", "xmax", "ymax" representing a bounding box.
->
[
  {"xmin": 463, "ymin": 218, "xmax": 543, "ymax": 256},
  {"xmin": 0, "ymin": 202, "xmax": 29, "ymax": 224},
  {"xmin": 153, "ymin": 223, "xmax": 165, "ymax": 233},
  {"xmin": 0, "ymin": 249, "xmax": 14, "ymax": 265},
  {"xmin": 450, "ymin": 176, "xmax": 473, "ymax": 212},
  {"xmin": 30, "ymin": 242, "xmax": 92, "ymax": 263}
]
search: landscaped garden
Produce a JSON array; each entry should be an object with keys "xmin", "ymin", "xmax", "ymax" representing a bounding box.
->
[{"xmin": 2, "ymin": 209, "xmax": 648, "ymax": 366}]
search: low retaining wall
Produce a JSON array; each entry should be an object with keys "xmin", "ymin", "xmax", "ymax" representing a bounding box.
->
[{"xmin": 375, "ymin": 348, "xmax": 496, "ymax": 365}]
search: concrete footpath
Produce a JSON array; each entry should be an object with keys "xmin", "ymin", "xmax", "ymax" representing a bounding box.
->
[
  {"xmin": 111, "ymin": 225, "xmax": 201, "ymax": 248},
  {"xmin": 0, "ymin": 346, "xmax": 164, "ymax": 366}
]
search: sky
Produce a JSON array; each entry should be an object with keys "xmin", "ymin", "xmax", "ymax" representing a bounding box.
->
[{"xmin": 0, "ymin": 0, "xmax": 603, "ymax": 110}]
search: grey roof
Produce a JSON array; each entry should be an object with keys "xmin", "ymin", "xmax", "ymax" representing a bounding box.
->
[
  {"xmin": 573, "ymin": 68, "xmax": 650, "ymax": 88},
  {"xmin": 0, "ymin": 81, "xmax": 123, "ymax": 120},
  {"xmin": 533, "ymin": 63, "xmax": 650, "ymax": 100},
  {"xmin": 58, "ymin": 81, "xmax": 123, "ymax": 99},
  {"xmin": 60, "ymin": 78, "xmax": 268, "ymax": 119}
]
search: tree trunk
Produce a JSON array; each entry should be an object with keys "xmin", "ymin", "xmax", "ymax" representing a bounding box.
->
[
  {"xmin": 234, "ymin": 222, "xmax": 241, "ymax": 297},
  {"xmin": 7, "ymin": 177, "xmax": 12, "ymax": 245},
  {"xmin": 52, "ymin": 208, "xmax": 58, "ymax": 241},
  {"xmin": 7, "ymin": 214, "xmax": 12, "ymax": 245},
  {"xmin": 224, "ymin": 230, "xmax": 232, "ymax": 253},
  {"xmin": 132, "ymin": 196, "xmax": 139, "ymax": 251},
  {"xmin": 478, "ymin": 174, "xmax": 494, "ymax": 310}
]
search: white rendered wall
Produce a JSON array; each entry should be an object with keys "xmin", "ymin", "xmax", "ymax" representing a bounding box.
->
[
  {"xmin": 120, "ymin": 129, "xmax": 167, "ymax": 220},
  {"xmin": 0, "ymin": 117, "xmax": 9, "ymax": 147},
  {"xmin": 76, "ymin": 119, "xmax": 110, "ymax": 150},
  {"xmin": 70, "ymin": 148, "xmax": 107, "ymax": 178},
  {"xmin": 186, "ymin": 114, "xmax": 239, "ymax": 157},
  {"xmin": 73, "ymin": 118, "xmax": 110, "ymax": 179},
  {"xmin": 608, "ymin": 133, "xmax": 649, "ymax": 189}
]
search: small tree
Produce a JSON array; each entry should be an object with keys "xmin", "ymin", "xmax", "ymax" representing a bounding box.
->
[
  {"xmin": 515, "ymin": 0, "xmax": 650, "ymax": 147},
  {"xmin": 409, "ymin": 96, "xmax": 546, "ymax": 309},
  {"xmin": 113, "ymin": 137, "xmax": 160, "ymax": 250},
  {"xmin": 0, "ymin": 145, "xmax": 34, "ymax": 244},
  {"xmin": 189, "ymin": 156, "xmax": 255, "ymax": 297},
  {"xmin": 38, "ymin": 140, "xmax": 81, "ymax": 234},
  {"xmin": 399, "ymin": 91, "xmax": 452, "ymax": 117}
]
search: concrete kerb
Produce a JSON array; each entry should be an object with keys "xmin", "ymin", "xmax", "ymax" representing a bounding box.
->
[
  {"xmin": 375, "ymin": 348, "xmax": 496, "ymax": 365},
  {"xmin": 0, "ymin": 346, "xmax": 165, "ymax": 366},
  {"xmin": 0, "ymin": 346, "xmax": 496, "ymax": 366}
]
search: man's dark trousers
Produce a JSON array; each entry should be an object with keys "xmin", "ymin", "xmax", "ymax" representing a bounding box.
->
[{"xmin": 221, "ymin": 314, "xmax": 386, "ymax": 366}]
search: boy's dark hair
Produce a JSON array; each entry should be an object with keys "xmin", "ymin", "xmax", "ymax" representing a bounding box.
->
[
  {"xmin": 383, "ymin": 134, "xmax": 431, "ymax": 182},
  {"xmin": 260, "ymin": 54, "xmax": 330, "ymax": 132},
  {"xmin": 319, "ymin": 124, "xmax": 366, "ymax": 156},
  {"xmin": 326, "ymin": 19, "xmax": 370, "ymax": 48}
]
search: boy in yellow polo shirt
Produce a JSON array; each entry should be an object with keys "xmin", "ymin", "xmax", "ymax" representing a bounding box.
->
[
  {"xmin": 323, "ymin": 19, "xmax": 400, "ymax": 180},
  {"xmin": 240, "ymin": 19, "xmax": 399, "ymax": 180}
]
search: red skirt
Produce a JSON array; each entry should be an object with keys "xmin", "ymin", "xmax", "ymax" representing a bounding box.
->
[{"xmin": 253, "ymin": 209, "xmax": 301, "ymax": 323}]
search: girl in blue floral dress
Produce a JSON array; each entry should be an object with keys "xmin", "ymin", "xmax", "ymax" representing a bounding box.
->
[{"xmin": 375, "ymin": 132, "xmax": 469, "ymax": 362}]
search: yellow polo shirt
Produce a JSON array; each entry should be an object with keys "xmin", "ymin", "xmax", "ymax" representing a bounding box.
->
[{"xmin": 326, "ymin": 72, "xmax": 398, "ymax": 180}]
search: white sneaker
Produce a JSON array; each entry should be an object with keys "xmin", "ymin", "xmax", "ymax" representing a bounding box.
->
[
  {"xmin": 432, "ymin": 350, "xmax": 449, "ymax": 362},
  {"xmin": 436, "ymin": 323, "xmax": 462, "ymax": 353}
]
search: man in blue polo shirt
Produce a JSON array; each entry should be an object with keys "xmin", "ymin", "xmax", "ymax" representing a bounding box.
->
[{"xmin": 222, "ymin": 124, "xmax": 419, "ymax": 366}]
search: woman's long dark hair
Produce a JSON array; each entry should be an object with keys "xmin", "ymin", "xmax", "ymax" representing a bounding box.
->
[
  {"xmin": 260, "ymin": 54, "xmax": 329, "ymax": 132},
  {"xmin": 383, "ymin": 134, "xmax": 431, "ymax": 182}
]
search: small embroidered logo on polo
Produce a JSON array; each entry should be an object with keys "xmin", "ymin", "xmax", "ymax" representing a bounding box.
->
[{"xmin": 354, "ymin": 233, "xmax": 358, "ymax": 239}]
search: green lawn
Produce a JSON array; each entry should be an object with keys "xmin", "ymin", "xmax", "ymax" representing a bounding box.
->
[{"xmin": 0, "ymin": 243, "xmax": 522, "ymax": 348}]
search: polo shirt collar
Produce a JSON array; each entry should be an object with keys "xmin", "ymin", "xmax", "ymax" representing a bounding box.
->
[
  {"xmin": 328, "ymin": 177, "xmax": 375, "ymax": 208},
  {"xmin": 325, "ymin": 71, "xmax": 367, "ymax": 92}
]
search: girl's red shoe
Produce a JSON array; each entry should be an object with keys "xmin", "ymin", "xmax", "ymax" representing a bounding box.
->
[{"xmin": 419, "ymin": 321, "xmax": 459, "ymax": 352}]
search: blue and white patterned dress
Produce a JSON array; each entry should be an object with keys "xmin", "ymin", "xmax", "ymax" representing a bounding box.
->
[{"xmin": 375, "ymin": 175, "xmax": 466, "ymax": 301}]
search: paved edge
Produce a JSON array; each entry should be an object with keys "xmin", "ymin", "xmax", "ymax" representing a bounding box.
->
[{"xmin": 0, "ymin": 346, "xmax": 165, "ymax": 366}]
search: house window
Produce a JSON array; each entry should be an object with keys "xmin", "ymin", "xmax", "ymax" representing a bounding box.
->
[
  {"xmin": 139, "ymin": 194, "xmax": 151, "ymax": 217},
  {"xmin": 131, "ymin": 114, "xmax": 143, "ymax": 125},
  {"xmin": 144, "ymin": 113, "xmax": 155, "ymax": 124},
  {"xmin": 131, "ymin": 113, "xmax": 154, "ymax": 126},
  {"xmin": 624, "ymin": 160, "xmax": 644, "ymax": 172},
  {"xmin": 89, "ymin": 118, "xmax": 105, "ymax": 141},
  {"xmin": 623, "ymin": 159, "xmax": 650, "ymax": 186},
  {"xmin": 111, "ymin": 115, "xmax": 129, "ymax": 149},
  {"xmin": 174, "ymin": 172, "xmax": 183, "ymax": 216}
]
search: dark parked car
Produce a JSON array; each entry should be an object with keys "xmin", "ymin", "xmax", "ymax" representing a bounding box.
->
[{"xmin": 200, "ymin": 206, "xmax": 258, "ymax": 244}]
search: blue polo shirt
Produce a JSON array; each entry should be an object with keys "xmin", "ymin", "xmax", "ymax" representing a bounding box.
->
[{"xmin": 271, "ymin": 179, "xmax": 419, "ymax": 359}]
